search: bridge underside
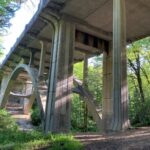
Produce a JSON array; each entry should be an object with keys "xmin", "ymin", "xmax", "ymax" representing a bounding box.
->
[{"xmin": 0, "ymin": 0, "xmax": 150, "ymax": 133}]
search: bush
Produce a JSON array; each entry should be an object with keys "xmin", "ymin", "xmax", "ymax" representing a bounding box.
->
[
  {"xmin": 130, "ymin": 100, "xmax": 150, "ymax": 127},
  {"xmin": 0, "ymin": 109, "xmax": 18, "ymax": 131},
  {"xmin": 71, "ymin": 94, "xmax": 97, "ymax": 132},
  {"xmin": 0, "ymin": 110, "xmax": 83, "ymax": 150},
  {"xmin": 31, "ymin": 107, "xmax": 41, "ymax": 126}
]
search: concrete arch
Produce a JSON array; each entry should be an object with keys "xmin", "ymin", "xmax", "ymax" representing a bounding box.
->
[{"xmin": 0, "ymin": 64, "xmax": 45, "ymax": 121}]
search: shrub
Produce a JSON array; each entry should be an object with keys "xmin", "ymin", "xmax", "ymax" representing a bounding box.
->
[
  {"xmin": 0, "ymin": 109, "xmax": 83, "ymax": 150},
  {"xmin": 31, "ymin": 107, "xmax": 41, "ymax": 126},
  {"xmin": 130, "ymin": 100, "xmax": 150, "ymax": 127},
  {"xmin": 0, "ymin": 109, "xmax": 18, "ymax": 131}
]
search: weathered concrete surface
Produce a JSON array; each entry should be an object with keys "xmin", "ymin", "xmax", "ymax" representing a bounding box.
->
[
  {"xmin": 23, "ymin": 83, "xmax": 35, "ymax": 115},
  {"xmin": 102, "ymin": 42, "xmax": 113, "ymax": 132},
  {"xmin": 0, "ymin": 75, "xmax": 10, "ymax": 106},
  {"xmin": 102, "ymin": 0, "xmax": 130, "ymax": 132},
  {"xmin": 111, "ymin": 0, "xmax": 130, "ymax": 131},
  {"xmin": 45, "ymin": 18, "xmax": 74, "ymax": 133},
  {"xmin": 0, "ymin": 0, "xmax": 149, "ymax": 134}
]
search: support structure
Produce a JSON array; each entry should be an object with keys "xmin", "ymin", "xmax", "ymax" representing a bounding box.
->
[
  {"xmin": 0, "ymin": 75, "xmax": 10, "ymax": 106},
  {"xmin": 102, "ymin": 42, "xmax": 113, "ymax": 131},
  {"xmin": 111, "ymin": 0, "xmax": 130, "ymax": 131},
  {"xmin": 45, "ymin": 18, "xmax": 75, "ymax": 133},
  {"xmin": 102, "ymin": 0, "xmax": 130, "ymax": 132},
  {"xmin": 23, "ymin": 82, "xmax": 35, "ymax": 115},
  {"xmin": 29, "ymin": 49, "xmax": 36, "ymax": 67},
  {"xmin": 0, "ymin": 0, "xmax": 149, "ymax": 135},
  {"xmin": 83, "ymin": 55, "xmax": 88, "ymax": 131},
  {"xmin": 39, "ymin": 41, "xmax": 47, "ymax": 77}
]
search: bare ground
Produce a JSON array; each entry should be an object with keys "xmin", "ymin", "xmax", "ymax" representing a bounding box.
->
[{"xmin": 75, "ymin": 127, "xmax": 150, "ymax": 150}]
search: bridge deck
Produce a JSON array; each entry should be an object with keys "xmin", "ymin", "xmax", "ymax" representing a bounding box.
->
[{"xmin": 1, "ymin": 0, "xmax": 150, "ymax": 81}]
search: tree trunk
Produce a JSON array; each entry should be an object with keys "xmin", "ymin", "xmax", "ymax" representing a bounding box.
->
[
  {"xmin": 136, "ymin": 71, "xmax": 145, "ymax": 103},
  {"xmin": 128, "ymin": 54, "xmax": 145, "ymax": 104}
]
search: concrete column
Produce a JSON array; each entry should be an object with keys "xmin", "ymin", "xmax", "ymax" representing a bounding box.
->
[
  {"xmin": 45, "ymin": 19, "xmax": 75, "ymax": 133},
  {"xmin": 39, "ymin": 41, "xmax": 47, "ymax": 77},
  {"xmin": 29, "ymin": 49, "xmax": 36, "ymax": 67},
  {"xmin": 23, "ymin": 82, "xmax": 35, "ymax": 115},
  {"xmin": 83, "ymin": 55, "xmax": 88, "ymax": 131},
  {"xmin": 83, "ymin": 55, "xmax": 88, "ymax": 88},
  {"xmin": 0, "ymin": 75, "xmax": 10, "ymax": 107},
  {"xmin": 111, "ymin": 0, "xmax": 130, "ymax": 131},
  {"xmin": 102, "ymin": 43, "xmax": 113, "ymax": 131}
]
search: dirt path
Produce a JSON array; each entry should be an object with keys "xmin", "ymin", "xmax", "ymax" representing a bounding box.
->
[{"xmin": 75, "ymin": 127, "xmax": 150, "ymax": 150}]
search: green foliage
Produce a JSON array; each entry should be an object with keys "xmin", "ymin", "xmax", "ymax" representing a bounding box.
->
[
  {"xmin": 51, "ymin": 134, "xmax": 83, "ymax": 150},
  {"xmin": 72, "ymin": 61, "xmax": 102, "ymax": 132},
  {"xmin": 31, "ymin": 106, "xmax": 41, "ymax": 126},
  {"xmin": 0, "ymin": 0, "xmax": 20, "ymax": 57},
  {"xmin": 130, "ymin": 101, "xmax": 150, "ymax": 127},
  {"xmin": 0, "ymin": 0, "xmax": 20, "ymax": 35},
  {"xmin": 73, "ymin": 37, "xmax": 150, "ymax": 130},
  {"xmin": 88, "ymin": 64, "xmax": 103, "ymax": 106},
  {"xmin": 128, "ymin": 37, "xmax": 150, "ymax": 127},
  {"xmin": 0, "ymin": 109, "xmax": 18, "ymax": 131},
  {"xmin": 0, "ymin": 130, "xmax": 83, "ymax": 150},
  {"xmin": 0, "ymin": 130, "xmax": 51, "ymax": 150},
  {"xmin": 0, "ymin": 109, "xmax": 83, "ymax": 150},
  {"xmin": 73, "ymin": 62, "xmax": 83, "ymax": 80},
  {"xmin": 71, "ymin": 94, "xmax": 97, "ymax": 132}
]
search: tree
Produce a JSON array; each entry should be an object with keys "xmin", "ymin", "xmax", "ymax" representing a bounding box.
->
[
  {"xmin": 128, "ymin": 37, "xmax": 150, "ymax": 126},
  {"xmin": 0, "ymin": 0, "xmax": 21, "ymax": 35},
  {"xmin": 128, "ymin": 37, "xmax": 150, "ymax": 104},
  {"xmin": 72, "ymin": 58, "xmax": 103, "ymax": 131}
]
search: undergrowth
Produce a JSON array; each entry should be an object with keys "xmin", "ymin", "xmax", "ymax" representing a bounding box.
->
[{"xmin": 0, "ymin": 109, "xmax": 83, "ymax": 150}]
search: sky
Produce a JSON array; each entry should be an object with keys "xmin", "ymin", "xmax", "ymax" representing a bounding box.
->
[{"xmin": 1, "ymin": 0, "xmax": 40, "ymax": 62}]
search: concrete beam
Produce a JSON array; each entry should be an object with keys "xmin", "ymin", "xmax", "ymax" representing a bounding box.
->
[
  {"xmin": 27, "ymin": 33, "xmax": 52, "ymax": 43},
  {"xmin": 42, "ymin": 10, "xmax": 112, "ymax": 40},
  {"xmin": 40, "ymin": 13, "xmax": 109, "ymax": 53},
  {"xmin": 75, "ymin": 42, "xmax": 102, "ymax": 55}
]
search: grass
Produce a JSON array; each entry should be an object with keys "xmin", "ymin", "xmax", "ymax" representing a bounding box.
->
[
  {"xmin": 51, "ymin": 134, "xmax": 83, "ymax": 150},
  {"xmin": 0, "ymin": 130, "xmax": 50, "ymax": 150},
  {"xmin": 0, "ymin": 109, "xmax": 83, "ymax": 150},
  {"xmin": 0, "ymin": 131, "xmax": 83, "ymax": 150}
]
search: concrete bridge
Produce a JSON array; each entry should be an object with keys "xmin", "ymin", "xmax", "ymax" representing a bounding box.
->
[{"xmin": 0, "ymin": 0, "xmax": 150, "ymax": 133}]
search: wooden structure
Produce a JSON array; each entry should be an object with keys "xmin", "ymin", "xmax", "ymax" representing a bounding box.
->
[{"xmin": 0, "ymin": 0, "xmax": 150, "ymax": 133}]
